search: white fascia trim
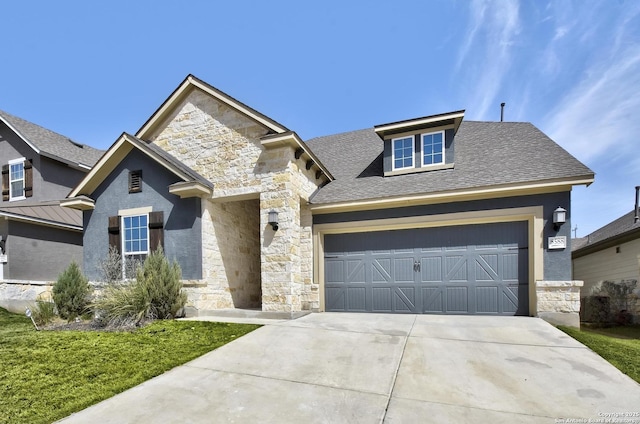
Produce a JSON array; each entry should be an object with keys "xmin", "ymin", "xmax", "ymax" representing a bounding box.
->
[
  {"xmin": 189, "ymin": 78, "xmax": 288, "ymax": 134},
  {"xmin": 0, "ymin": 211, "xmax": 82, "ymax": 232},
  {"xmin": 375, "ymin": 111, "xmax": 465, "ymax": 134},
  {"xmin": 0, "ymin": 116, "xmax": 40, "ymax": 154},
  {"xmin": 310, "ymin": 177, "xmax": 595, "ymax": 213},
  {"xmin": 68, "ymin": 136, "xmax": 130, "ymax": 197},
  {"xmin": 60, "ymin": 197, "xmax": 95, "ymax": 210},
  {"xmin": 169, "ymin": 181, "xmax": 213, "ymax": 198},
  {"xmin": 136, "ymin": 76, "xmax": 288, "ymax": 138}
]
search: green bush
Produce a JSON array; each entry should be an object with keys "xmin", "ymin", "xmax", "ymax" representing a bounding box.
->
[
  {"xmin": 94, "ymin": 247, "xmax": 187, "ymax": 326},
  {"xmin": 31, "ymin": 300, "xmax": 57, "ymax": 326},
  {"xmin": 52, "ymin": 262, "xmax": 91, "ymax": 321}
]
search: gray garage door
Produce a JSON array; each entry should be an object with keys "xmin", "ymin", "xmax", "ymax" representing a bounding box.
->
[{"xmin": 324, "ymin": 221, "xmax": 528, "ymax": 315}]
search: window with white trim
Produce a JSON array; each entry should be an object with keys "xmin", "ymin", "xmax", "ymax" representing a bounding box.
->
[
  {"xmin": 422, "ymin": 131, "xmax": 444, "ymax": 166},
  {"xmin": 122, "ymin": 214, "xmax": 148, "ymax": 278},
  {"xmin": 392, "ymin": 136, "xmax": 414, "ymax": 170},
  {"xmin": 9, "ymin": 158, "xmax": 26, "ymax": 200}
]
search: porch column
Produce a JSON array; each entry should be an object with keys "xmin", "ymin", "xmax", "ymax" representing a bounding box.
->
[{"xmin": 260, "ymin": 189, "xmax": 302, "ymax": 314}]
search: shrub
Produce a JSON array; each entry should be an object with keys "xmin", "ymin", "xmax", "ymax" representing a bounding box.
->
[
  {"xmin": 93, "ymin": 247, "xmax": 186, "ymax": 326},
  {"xmin": 99, "ymin": 245, "xmax": 124, "ymax": 284},
  {"xmin": 52, "ymin": 262, "xmax": 91, "ymax": 321},
  {"xmin": 31, "ymin": 300, "xmax": 57, "ymax": 326}
]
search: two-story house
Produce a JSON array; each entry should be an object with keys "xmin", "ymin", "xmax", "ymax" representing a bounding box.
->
[
  {"xmin": 63, "ymin": 75, "xmax": 593, "ymax": 326},
  {"xmin": 0, "ymin": 110, "xmax": 103, "ymax": 311}
]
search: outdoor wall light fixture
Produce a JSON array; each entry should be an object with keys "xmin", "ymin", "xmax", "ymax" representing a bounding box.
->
[
  {"xmin": 553, "ymin": 206, "xmax": 567, "ymax": 231},
  {"xmin": 268, "ymin": 210, "xmax": 279, "ymax": 231}
]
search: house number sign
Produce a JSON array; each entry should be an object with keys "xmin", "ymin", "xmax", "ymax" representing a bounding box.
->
[{"xmin": 548, "ymin": 236, "xmax": 566, "ymax": 250}]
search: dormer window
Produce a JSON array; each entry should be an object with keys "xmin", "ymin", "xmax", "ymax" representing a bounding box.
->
[
  {"xmin": 376, "ymin": 110, "xmax": 464, "ymax": 177},
  {"xmin": 422, "ymin": 131, "xmax": 444, "ymax": 166},
  {"xmin": 392, "ymin": 136, "xmax": 415, "ymax": 170}
]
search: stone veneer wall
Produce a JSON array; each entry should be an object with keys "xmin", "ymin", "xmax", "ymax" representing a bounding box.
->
[
  {"xmin": 148, "ymin": 88, "xmax": 322, "ymax": 314},
  {"xmin": 536, "ymin": 280, "xmax": 583, "ymax": 327},
  {"xmin": 0, "ymin": 280, "xmax": 53, "ymax": 314}
]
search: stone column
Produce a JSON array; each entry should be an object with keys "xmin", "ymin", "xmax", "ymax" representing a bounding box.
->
[
  {"xmin": 536, "ymin": 280, "xmax": 583, "ymax": 327},
  {"xmin": 260, "ymin": 187, "xmax": 302, "ymax": 315}
]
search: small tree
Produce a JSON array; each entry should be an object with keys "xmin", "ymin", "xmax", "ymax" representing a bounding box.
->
[
  {"xmin": 52, "ymin": 262, "xmax": 91, "ymax": 321},
  {"xmin": 136, "ymin": 246, "xmax": 186, "ymax": 320}
]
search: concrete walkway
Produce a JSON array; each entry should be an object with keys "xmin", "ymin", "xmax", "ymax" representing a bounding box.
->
[{"xmin": 58, "ymin": 314, "xmax": 640, "ymax": 423}]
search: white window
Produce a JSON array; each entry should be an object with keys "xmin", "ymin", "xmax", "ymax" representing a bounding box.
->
[
  {"xmin": 392, "ymin": 136, "xmax": 415, "ymax": 170},
  {"xmin": 9, "ymin": 158, "xmax": 25, "ymax": 201},
  {"xmin": 422, "ymin": 131, "xmax": 444, "ymax": 166},
  {"xmin": 122, "ymin": 214, "xmax": 148, "ymax": 278}
]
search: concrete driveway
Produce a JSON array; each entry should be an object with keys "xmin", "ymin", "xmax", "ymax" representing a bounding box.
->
[{"xmin": 58, "ymin": 314, "xmax": 640, "ymax": 423}]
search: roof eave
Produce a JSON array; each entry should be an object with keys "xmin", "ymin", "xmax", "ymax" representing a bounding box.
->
[
  {"xmin": 374, "ymin": 110, "xmax": 466, "ymax": 139},
  {"xmin": 60, "ymin": 196, "xmax": 96, "ymax": 211},
  {"xmin": 572, "ymin": 226, "xmax": 640, "ymax": 258},
  {"xmin": 310, "ymin": 175, "xmax": 594, "ymax": 214},
  {"xmin": 136, "ymin": 74, "xmax": 289, "ymax": 140},
  {"xmin": 0, "ymin": 210, "xmax": 82, "ymax": 232},
  {"xmin": 261, "ymin": 131, "xmax": 335, "ymax": 182},
  {"xmin": 168, "ymin": 181, "xmax": 213, "ymax": 198}
]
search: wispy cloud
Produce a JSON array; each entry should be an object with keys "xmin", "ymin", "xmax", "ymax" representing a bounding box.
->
[
  {"xmin": 455, "ymin": 0, "xmax": 521, "ymax": 120},
  {"xmin": 544, "ymin": 7, "xmax": 640, "ymax": 164}
]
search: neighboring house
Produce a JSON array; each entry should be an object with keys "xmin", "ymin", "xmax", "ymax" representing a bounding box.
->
[
  {"xmin": 572, "ymin": 210, "xmax": 640, "ymax": 320},
  {"xmin": 62, "ymin": 75, "xmax": 594, "ymax": 326},
  {"xmin": 0, "ymin": 110, "xmax": 103, "ymax": 311}
]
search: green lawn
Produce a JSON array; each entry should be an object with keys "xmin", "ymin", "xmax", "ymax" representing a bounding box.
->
[
  {"xmin": 0, "ymin": 308, "xmax": 260, "ymax": 424},
  {"xmin": 559, "ymin": 325, "xmax": 640, "ymax": 384}
]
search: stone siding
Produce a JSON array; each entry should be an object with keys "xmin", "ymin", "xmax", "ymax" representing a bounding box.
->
[
  {"xmin": 536, "ymin": 280, "xmax": 583, "ymax": 327},
  {"xmin": 147, "ymin": 88, "xmax": 322, "ymax": 314},
  {"xmin": 0, "ymin": 280, "xmax": 53, "ymax": 314}
]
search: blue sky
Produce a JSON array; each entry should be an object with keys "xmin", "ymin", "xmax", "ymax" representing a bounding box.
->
[{"xmin": 2, "ymin": 0, "xmax": 639, "ymax": 236}]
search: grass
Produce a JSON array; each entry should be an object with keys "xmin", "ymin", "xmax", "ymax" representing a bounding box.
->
[
  {"xmin": 0, "ymin": 308, "xmax": 260, "ymax": 424},
  {"xmin": 558, "ymin": 324, "xmax": 640, "ymax": 384}
]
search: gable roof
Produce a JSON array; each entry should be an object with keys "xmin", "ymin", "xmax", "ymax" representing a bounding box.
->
[
  {"xmin": 136, "ymin": 74, "xmax": 289, "ymax": 139},
  {"xmin": 0, "ymin": 109, "xmax": 103, "ymax": 170},
  {"xmin": 0, "ymin": 201, "xmax": 82, "ymax": 231},
  {"xmin": 572, "ymin": 210, "xmax": 640, "ymax": 257},
  {"xmin": 67, "ymin": 132, "xmax": 213, "ymax": 199},
  {"xmin": 306, "ymin": 121, "xmax": 594, "ymax": 210}
]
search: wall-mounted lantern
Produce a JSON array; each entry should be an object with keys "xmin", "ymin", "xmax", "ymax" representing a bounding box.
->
[
  {"xmin": 553, "ymin": 207, "xmax": 567, "ymax": 231},
  {"xmin": 268, "ymin": 210, "xmax": 279, "ymax": 231}
]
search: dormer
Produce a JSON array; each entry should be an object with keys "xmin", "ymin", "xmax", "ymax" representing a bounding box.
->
[{"xmin": 375, "ymin": 110, "xmax": 464, "ymax": 177}]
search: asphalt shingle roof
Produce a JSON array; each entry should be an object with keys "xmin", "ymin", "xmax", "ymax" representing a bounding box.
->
[
  {"xmin": 572, "ymin": 210, "xmax": 640, "ymax": 253},
  {"xmin": 307, "ymin": 121, "xmax": 594, "ymax": 204},
  {"xmin": 0, "ymin": 110, "xmax": 103, "ymax": 168}
]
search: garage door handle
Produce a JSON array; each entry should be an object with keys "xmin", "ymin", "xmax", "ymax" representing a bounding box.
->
[
  {"xmin": 413, "ymin": 261, "xmax": 421, "ymax": 272},
  {"xmin": 325, "ymin": 256, "xmax": 339, "ymax": 259}
]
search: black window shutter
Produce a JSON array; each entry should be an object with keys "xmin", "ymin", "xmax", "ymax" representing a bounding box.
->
[
  {"xmin": 1, "ymin": 165, "xmax": 9, "ymax": 201},
  {"xmin": 148, "ymin": 211, "xmax": 164, "ymax": 252},
  {"xmin": 108, "ymin": 215, "xmax": 121, "ymax": 254},
  {"xmin": 24, "ymin": 159, "xmax": 33, "ymax": 198}
]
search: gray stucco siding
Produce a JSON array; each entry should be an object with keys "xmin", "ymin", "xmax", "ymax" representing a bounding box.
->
[
  {"xmin": 0, "ymin": 122, "xmax": 87, "ymax": 202},
  {"xmin": 383, "ymin": 128, "xmax": 454, "ymax": 173},
  {"xmin": 4, "ymin": 220, "xmax": 82, "ymax": 280},
  {"xmin": 83, "ymin": 149, "xmax": 202, "ymax": 281},
  {"xmin": 313, "ymin": 191, "xmax": 573, "ymax": 281}
]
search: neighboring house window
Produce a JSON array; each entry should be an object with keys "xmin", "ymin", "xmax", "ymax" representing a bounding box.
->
[
  {"xmin": 9, "ymin": 159, "xmax": 25, "ymax": 200},
  {"xmin": 422, "ymin": 131, "xmax": 444, "ymax": 166},
  {"xmin": 2, "ymin": 158, "xmax": 33, "ymax": 201},
  {"xmin": 392, "ymin": 136, "xmax": 415, "ymax": 170},
  {"xmin": 129, "ymin": 170, "xmax": 142, "ymax": 193},
  {"xmin": 108, "ymin": 211, "xmax": 164, "ymax": 278}
]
